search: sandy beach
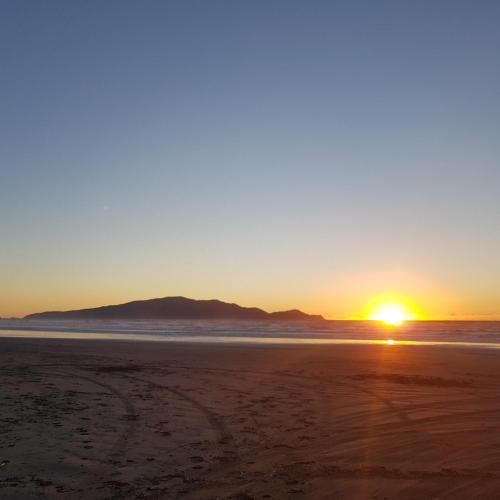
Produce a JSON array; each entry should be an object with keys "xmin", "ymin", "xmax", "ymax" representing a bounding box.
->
[{"xmin": 1, "ymin": 338, "xmax": 500, "ymax": 499}]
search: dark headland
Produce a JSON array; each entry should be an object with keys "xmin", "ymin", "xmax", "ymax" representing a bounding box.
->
[{"xmin": 25, "ymin": 296, "xmax": 324, "ymax": 321}]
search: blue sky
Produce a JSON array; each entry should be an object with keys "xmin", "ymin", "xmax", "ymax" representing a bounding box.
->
[{"xmin": 1, "ymin": 1, "xmax": 500, "ymax": 318}]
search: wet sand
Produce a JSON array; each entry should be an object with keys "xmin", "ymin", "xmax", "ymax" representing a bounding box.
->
[{"xmin": 1, "ymin": 338, "xmax": 500, "ymax": 499}]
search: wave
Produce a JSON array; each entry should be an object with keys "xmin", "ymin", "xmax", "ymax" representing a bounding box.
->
[{"xmin": 2, "ymin": 319, "xmax": 500, "ymax": 344}]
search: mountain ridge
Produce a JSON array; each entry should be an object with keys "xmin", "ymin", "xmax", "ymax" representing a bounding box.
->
[{"xmin": 25, "ymin": 296, "xmax": 325, "ymax": 322}]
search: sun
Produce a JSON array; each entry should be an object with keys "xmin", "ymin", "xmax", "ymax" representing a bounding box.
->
[{"xmin": 368, "ymin": 303, "xmax": 414, "ymax": 326}]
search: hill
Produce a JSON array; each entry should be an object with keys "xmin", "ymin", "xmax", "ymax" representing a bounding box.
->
[{"xmin": 25, "ymin": 296, "xmax": 324, "ymax": 321}]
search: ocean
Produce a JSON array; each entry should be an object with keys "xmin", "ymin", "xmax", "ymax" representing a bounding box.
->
[{"xmin": 1, "ymin": 319, "xmax": 500, "ymax": 348}]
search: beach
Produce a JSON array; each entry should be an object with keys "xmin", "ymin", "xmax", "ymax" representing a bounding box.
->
[{"xmin": 1, "ymin": 337, "xmax": 500, "ymax": 499}]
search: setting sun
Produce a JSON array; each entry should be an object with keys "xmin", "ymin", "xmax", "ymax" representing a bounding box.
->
[{"xmin": 368, "ymin": 303, "xmax": 415, "ymax": 326}]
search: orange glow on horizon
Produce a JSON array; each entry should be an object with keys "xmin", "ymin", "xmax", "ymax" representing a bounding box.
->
[{"xmin": 366, "ymin": 296, "xmax": 418, "ymax": 326}]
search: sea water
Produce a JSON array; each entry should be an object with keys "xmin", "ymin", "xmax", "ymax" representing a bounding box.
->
[{"xmin": 1, "ymin": 319, "xmax": 500, "ymax": 348}]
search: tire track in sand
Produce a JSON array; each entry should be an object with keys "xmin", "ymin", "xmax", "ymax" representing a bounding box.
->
[
  {"xmin": 33, "ymin": 368, "xmax": 138, "ymax": 462},
  {"xmin": 121, "ymin": 374, "xmax": 238, "ymax": 456}
]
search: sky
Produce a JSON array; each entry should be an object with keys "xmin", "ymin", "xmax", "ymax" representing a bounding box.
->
[{"xmin": 1, "ymin": 1, "xmax": 500, "ymax": 319}]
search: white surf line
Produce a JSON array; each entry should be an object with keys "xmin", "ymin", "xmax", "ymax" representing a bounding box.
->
[{"xmin": 1, "ymin": 329, "xmax": 500, "ymax": 349}]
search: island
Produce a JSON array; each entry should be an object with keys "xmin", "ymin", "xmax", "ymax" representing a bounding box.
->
[{"xmin": 25, "ymin": 296, "xmax": 325, "ymax": 322}]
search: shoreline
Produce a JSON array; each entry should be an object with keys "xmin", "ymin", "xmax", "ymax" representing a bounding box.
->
[{"xmin": 2, "ymin": 328, "xmax": 500, "ymax": 350}]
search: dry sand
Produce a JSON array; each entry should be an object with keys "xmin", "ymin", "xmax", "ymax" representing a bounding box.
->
[{"xmin": 0, "ymin": 338, "xmax": 499, "ymax": 499}]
